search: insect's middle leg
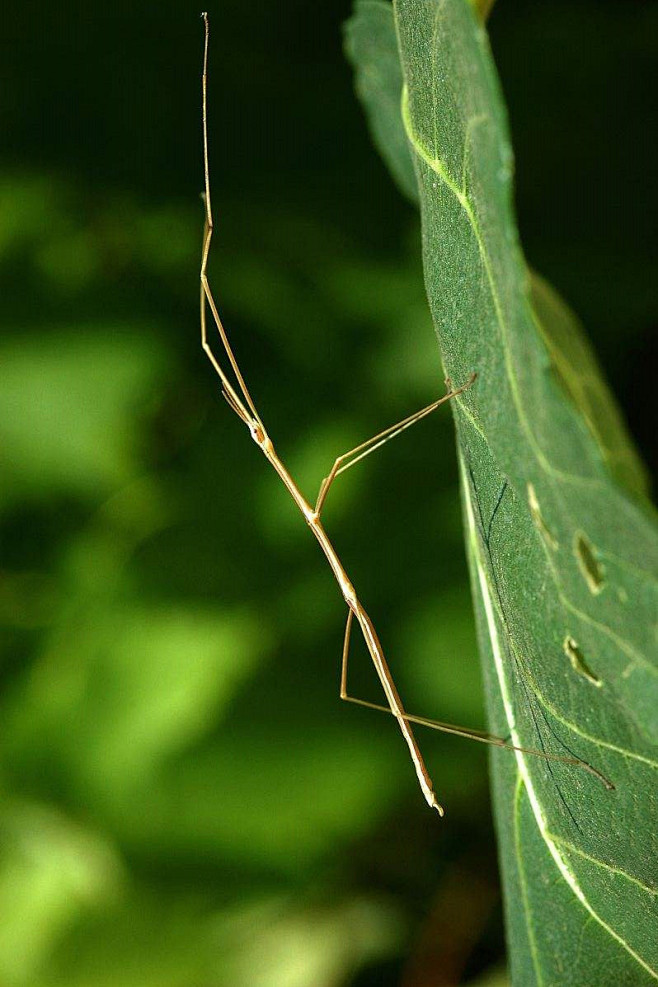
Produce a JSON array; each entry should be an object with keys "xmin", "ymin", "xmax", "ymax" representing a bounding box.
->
[
  {"xmin": 314, "ymin": 375, "xmax": 476, "ymax": 517},
  {"xmin": 339, "ymin": 607, "xmax": 442, "ymax": 726}
]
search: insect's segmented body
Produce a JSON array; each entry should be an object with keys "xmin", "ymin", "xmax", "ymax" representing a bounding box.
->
[
  {"xmin": 252, "ymin": 422, "xmax": 443, "ymax": 813},
  {"xmin": 199, "ymin": 11, "xmax": 611, "ymax": 816}
]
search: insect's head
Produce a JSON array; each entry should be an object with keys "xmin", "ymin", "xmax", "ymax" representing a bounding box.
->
[{"xmin": 248, "ymin": 419, "xmax": 266, "ymax": 445}]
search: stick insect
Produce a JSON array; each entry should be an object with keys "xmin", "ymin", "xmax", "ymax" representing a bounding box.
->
[{"xmin": 199, "ymin": 13, "xmax": 609, "ymax": 816}]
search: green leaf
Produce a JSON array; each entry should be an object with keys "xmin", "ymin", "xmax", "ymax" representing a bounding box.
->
[
  {"xmin": 347, "ymin": 0, "xmax": 658, "ymax": 980},
  {"xmin": 344, "ymin": 0, "xmax": 650, "ymax": 504},
  {"xmin": 344, "ymin": 0, "xmax": 419, "ymax": 204},
  {"xmin": 0, "ymin": 328, "xmax": 166, "ymax": 508},
  {"xmin": 0, "ymin": 801, "xmax": 122, "ymax": 985},
  {"xmin": 529, "ymin": 270, "xmax": 650, "ymax": 500}
]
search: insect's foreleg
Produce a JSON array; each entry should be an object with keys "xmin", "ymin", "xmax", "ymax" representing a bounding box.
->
[
  {"xmin": 200, "ymin": 12, "xmax": 264, "ymax": 434},
  {"xmin": 314, "ymin": 374, "xmax": 477, "ymax": 517},
  {"xmin": 200, "ymin": 254, "xmax": 264, "ymax": 428},
  {"xmin": 199, "ymin": 276, "xmax": 252, "ymax": 427}
]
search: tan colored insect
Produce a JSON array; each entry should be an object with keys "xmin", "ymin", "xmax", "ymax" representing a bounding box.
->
[{"xmin": 199, "ymin": 13, "xmax": 609, "ymax": 815}]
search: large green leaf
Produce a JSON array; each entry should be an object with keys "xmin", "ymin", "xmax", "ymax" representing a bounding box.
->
[
  {"xmin": 344, "ymin": 0, "xmax": 650, "ymax": 503},
  {"xmin": 345, "ymin": 0, "xmax": 658, "ymax": 981}
]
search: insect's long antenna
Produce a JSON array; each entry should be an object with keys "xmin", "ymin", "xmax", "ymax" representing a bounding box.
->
[
  {"xmin": 201, "ymin": 13, "xmax": 212, "ymax": 268},
  {"xmin": 200, "ymin": 12, "xmax": 262, "ymax": 426}
]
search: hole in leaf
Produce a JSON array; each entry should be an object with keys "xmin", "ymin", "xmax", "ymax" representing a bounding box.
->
[
  {"xmin": 527, "ymin": 483, "xmax": 557, "ymax": 550},
  {"xmin": 564, "ymin": 636, "xmax": 601, "ymax": 686},
  {"xmin": 574, "ymin": 532, "xmax": 605, "ymax": 594}
]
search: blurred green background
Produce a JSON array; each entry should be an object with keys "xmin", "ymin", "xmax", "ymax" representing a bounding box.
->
[{"xmin": 1, "ymin": 1, "xmax": 656, "ymax": 984}]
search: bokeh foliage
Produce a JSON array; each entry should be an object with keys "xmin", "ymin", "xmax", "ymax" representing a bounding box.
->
[{"xmin": 1, "ymin": 1, "xmax": 656, "ymax": 983}]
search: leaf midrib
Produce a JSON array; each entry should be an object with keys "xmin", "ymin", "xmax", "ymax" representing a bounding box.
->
[{"xmin": 401, "ymin": 87, "xmax": 628, "ymax": 505}]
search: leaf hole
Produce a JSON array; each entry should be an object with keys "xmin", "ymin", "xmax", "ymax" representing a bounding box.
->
[
  {"xmin": 574, "ymin": 531, "xmax": 605, "ymax": 594},
  {"xmin": 527, "ymin": 483, "xmax": 557, "ymax": 550},
  {"xmin": 563, "ymin": 636, "xmax": 601, "ymax": 687}
]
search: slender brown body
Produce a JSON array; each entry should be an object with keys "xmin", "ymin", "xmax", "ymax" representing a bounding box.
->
[{"xmin": 262, "ymin": 431, "xmax": 442, "ymax": 812}]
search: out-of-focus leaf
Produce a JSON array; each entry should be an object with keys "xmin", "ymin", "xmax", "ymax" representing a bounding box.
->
[
  {"xmin": 529, "ymin": 270, "xmax": 649, "ymax": 499},
  {"xmin": 344, "ymin": 1, "xmax": 419, "ymax": 205},
  {"xmin": 0, "ymin": 801, "xmax": 122, "ymax": 987},
  {"xmin": 0, "ymin": 330, "xmax": 166, "ymax": 507},
  {"xmin": 399, "ymin": 587, "xmax": 484, "ymax": 727},
  {"xmin": 5, "ymin": 604, "xmax": 267, "ymax": 794},
  {"xmin": 215, "ymin": 895, "xmax": 402, "ymax": 987},
  {"xmin": 469, "ymin": 966, "xmax": 509, "ymax": 987},
  {"xmin": 72, "ymin": 606, "xmax": 267, "ymax": 789},
  {"xmin": 39, "ymin": 891, "xmax": 401, "ymax": 987},
  {"xmin": 0, "ymin": 175, "xmax": 70, "ymax": 256},
  {"xmin": 156, "ymin": 722, "xmax": 404, "ymax": 873}
]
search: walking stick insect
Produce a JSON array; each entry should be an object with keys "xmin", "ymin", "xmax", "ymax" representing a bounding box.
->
[{"xmin": 199, "ymin": 14, "xmax": 611, "ymax": 815}]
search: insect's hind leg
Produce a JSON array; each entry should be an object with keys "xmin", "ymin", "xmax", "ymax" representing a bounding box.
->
[
  {"xmin": 338, "ymin": 607, "xmax": 392, "ymax": 711},
  {"xmin": 338, "ymin": 609, "xmax": 613, "ymax": 790},
  {"xmin": 315, "ymin": 374, "xmax": 477, "ymax": 517},
  {"xmin": 339, "ymin": 606, "xmax": 431, "ymax": 720}
]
